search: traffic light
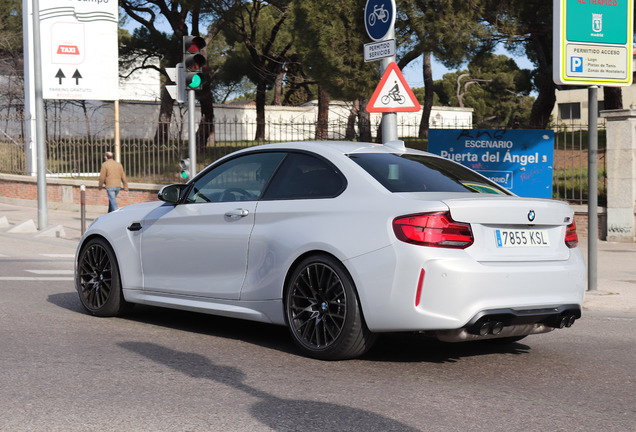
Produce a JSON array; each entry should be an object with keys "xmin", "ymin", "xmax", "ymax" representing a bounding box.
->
[
  {"xmin": 179, "ymin": 158, "xmax": 191, "ymax": 180},
  {"xmin": 183, "ymin": 35, "xmax": 207, "ymax": 90},
  {"xmin": 165, "ymin": 63, "xmax": 185, "ymax": 103}
]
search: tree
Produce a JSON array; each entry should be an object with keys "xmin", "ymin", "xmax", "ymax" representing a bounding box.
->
[
  {"xmin": 396, "ymin": 0, "xmax": 493, "ymax": 137},
  {"xmin": 432, "ymin": 54, "xmax": 534, "ymax": 128},
  {"xmin": 603, "ymin": 87, "xmax": 623, "ymax": 111},
  {"xmin": 292, "ymin": 0, "xmax": 379, "ymax": 140},
  {"xmin": 0, "ymin": 0, "xmax": 24, "ymax": 114},
  {"xmin": 119, "ymin": 1, "xmax": 195, "ymax": 145},
  {"xmin": 119, "ymin": 0, "xmax": 229, "ymax": 149},
  {"xmin": 211, "ymin": 0, "xmax": 295, "ymax": 140},
  {"xmin": 466, "ymin": 0, "xmax": 556, "ymax": 128}
]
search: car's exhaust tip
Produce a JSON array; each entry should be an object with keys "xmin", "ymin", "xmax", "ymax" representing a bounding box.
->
[
  {"xmin": 549, "ymin": 314, "xmax": 578, "ymax": 329},
  {"xmin": 437, "ymin": 306, "xmax": 582, "ymax": 342},
  {"xmin": 475, "ymin": 321, "xmax": 505, "ymax": 336}
]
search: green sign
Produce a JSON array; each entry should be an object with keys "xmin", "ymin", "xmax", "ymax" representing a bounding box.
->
[
  {"xmin": 566, "ymin": 0, "xmax": 629, "ymax": 45},
  {"xmin": 553, "ymin": 0, "xmax": 633, "ymax": 86}
]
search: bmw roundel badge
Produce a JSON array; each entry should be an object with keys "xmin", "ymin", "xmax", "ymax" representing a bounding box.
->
[{"xmin": 528, "ymin": 210, "xmax": 536, "ymax": 222}]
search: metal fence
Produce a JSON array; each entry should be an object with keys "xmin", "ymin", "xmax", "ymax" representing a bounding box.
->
[
  {"xmin": 0, "ymin": 113, "xmax": 605, "ymax": 204},
  {"xmin": 552, "ymin": 123, "xmax": 607, "ymax": 206},
  {"xmin": 0, "ymin": 113, "xmax": 426, "ymax": 183}
]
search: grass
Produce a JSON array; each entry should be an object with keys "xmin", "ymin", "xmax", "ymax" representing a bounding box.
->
[{"xmin": 553, "ymin": 167, "xmax": 607, "ymax": 206}]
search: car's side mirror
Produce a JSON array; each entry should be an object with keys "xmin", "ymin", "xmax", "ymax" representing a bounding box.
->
[{"xmin": 158, "ymin": 184, "xmax": 188, "ymax": 204}]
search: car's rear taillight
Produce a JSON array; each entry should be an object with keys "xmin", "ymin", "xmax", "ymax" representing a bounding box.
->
[
  {"xmin": 393, "ymin": 211, "xmax": 473, "ymax": 249},
  {"xmin": 565, "ymin": 220, "xmax": 578, "ymax": 248}
]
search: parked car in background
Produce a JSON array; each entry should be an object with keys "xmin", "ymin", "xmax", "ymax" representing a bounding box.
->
[{"xmin": 75, "ymin": 140, "xmax": 585, "ymax": 360}]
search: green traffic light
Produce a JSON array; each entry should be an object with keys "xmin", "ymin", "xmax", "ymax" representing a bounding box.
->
[
  {"xmin": 180, "ymin": 171, "xmax": 188, "ymax": 179},
  {"xmin": 188, "ymin": 75, "xmax": 202, "ymax": 89}
]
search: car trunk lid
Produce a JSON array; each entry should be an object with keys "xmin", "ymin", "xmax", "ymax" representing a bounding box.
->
[{"xmin": 442, "ymin": 197, "xmax": 575, "ymax": 262}]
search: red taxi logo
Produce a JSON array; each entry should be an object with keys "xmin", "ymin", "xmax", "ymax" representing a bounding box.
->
[{"xmin": 57, "ymin": 45, "xmax": 80, "ymax": 55}]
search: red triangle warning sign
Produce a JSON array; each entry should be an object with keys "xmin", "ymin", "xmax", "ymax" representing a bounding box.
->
[{"xmin": 366, "ymin": 62, "xmax": 421, "ymax": 113}]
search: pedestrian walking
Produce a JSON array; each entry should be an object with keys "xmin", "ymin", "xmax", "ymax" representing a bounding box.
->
[{"xmin": 98, "ymin": 151, "xmax": 129, "ymax": 212}]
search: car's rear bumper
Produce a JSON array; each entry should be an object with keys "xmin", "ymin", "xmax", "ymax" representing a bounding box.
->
[
  {"xmin": 434, "ymin": 304, "xmax": 581, "ymax": 342},
  {"xmin": 347, "ymin": 244, "xmax": 586, "ymax": 333}
]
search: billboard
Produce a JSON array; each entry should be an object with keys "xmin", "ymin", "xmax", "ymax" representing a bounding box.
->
[
  {"xmin": 39, "ymin": 0, "xmax": 119, "ymax": 100},
  {"xmin": 428, "ymin": 129, "xmax": 555, "ymax": 198}
]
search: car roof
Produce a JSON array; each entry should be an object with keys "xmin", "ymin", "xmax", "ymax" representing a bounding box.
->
[{"xmin": 237, "ymin": 140, "xmax": 430, "ymax": 159}]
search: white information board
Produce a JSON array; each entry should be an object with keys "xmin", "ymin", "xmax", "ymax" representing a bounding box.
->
[{"xmin": 39, "ymin": 0, "xmax": 119, "ymax": 100}]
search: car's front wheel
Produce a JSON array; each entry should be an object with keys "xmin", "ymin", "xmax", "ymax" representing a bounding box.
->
[
  {"xmin": 285, "ymin": 254, "xmax": 376, "ymax": 360},
  {"xmin": 76, "ymin": 237, "xmax": 130, "ymax": 316}
]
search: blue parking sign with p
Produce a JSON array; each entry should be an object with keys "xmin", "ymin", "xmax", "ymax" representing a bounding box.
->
[{"xmin": 570, "ymin": 56, "xmax": 583, "ymax": 73}]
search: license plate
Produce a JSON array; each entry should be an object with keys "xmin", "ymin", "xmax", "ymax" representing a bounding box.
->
[{"xmin": 495, "ymin": 229, "xmax": 550, "ymax": 248}]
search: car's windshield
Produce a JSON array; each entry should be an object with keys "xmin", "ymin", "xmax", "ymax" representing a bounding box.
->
[{"xmin": 348, "ymin": 153, "xmax": 511, "ymax": 195}]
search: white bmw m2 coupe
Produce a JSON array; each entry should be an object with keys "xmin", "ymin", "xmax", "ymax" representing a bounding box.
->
[{"xmin": 76, "ymin": 141, "xmax": 585, "ymax": 360}]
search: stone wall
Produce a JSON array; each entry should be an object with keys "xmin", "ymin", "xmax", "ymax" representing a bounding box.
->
[
  {"xmin": 0, "ymin": 173, "xmax": 161, "ymax": 213},
  {"xmin": 601, "ymin": 106, "xmax": 636, "ymax": 242}
]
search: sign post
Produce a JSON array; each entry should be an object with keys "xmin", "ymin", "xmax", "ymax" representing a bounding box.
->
[
  {"xmin": 552, "ymin": 0, "xmax": 632, "ymax": 292},
  {"xmin": 31, "ymin": 0, "xmax": 47, "ymax": 230},
  {"xmin": 364, "ymin": 0, "xmax": 399, "ymax": 143},
  {"xmin": 23, "ymin": 0, "xmax": 119, "ymax": 228}
]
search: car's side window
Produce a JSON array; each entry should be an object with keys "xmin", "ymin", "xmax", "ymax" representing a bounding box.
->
[
  {"xmin": 263, "ymin": 152, "xmax": 345, "ymax": 200},
  {"xmin": 185, "ymin": 152, "xmax": 286, "ymax": 203}
]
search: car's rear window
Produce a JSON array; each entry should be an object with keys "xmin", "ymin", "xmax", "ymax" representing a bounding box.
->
[{"xmin": 348, "ymin": 153, "xmax": 511, "ymax": 195}]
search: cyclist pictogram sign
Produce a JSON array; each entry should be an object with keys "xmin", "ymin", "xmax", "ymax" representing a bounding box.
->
[{"xmin": 366, "ymin": 62, "xmax": 421, "ymax": 113}]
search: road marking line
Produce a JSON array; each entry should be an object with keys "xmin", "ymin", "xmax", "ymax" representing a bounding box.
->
[
  {"xmin": 41, "ymin": 254, "xmax": 75, "ymax": 258},
  {"xmin": 26, "ymin": 270, "xmax": 74, "ymax": 275},
  {"xmin": 0, "ymin": 277, "xmax": 73, "ymax": 281}
]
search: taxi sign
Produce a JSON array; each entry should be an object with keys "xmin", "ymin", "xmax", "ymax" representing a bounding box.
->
[{"xmin": 40, "ymin": 0, "xmax": 119, "ymax": 100}]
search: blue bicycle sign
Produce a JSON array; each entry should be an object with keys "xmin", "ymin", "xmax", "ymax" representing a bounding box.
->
[
  {"xmin": 364, "ymin": 0, "xmax": 395, "ymax": 41},
  {"xmin": 368, "ymin": 4, "xmax": 389, "ymax": 27}
]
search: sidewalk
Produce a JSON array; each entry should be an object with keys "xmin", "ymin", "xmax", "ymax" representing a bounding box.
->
[
  {"xmin": 577, "ymin": 240, "xmax": 636, "ymax": 314},
  {"xmin": 1, "ymin": 201, "xmax": 634, "ymax": 314}
]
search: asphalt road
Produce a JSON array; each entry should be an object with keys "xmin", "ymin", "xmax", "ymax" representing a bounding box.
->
[{"xmin": 0, "ymin": 231, "xmax": 635, "ymax": 431}]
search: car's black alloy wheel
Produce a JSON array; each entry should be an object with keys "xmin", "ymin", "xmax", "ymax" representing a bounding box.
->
[
  {"xmin": 76, "ymin": 237, "xmax": 129, "ymax": 316},
  {"xmin": 285, "ymin": 254, "xmax": 376, "ymax": 360}
]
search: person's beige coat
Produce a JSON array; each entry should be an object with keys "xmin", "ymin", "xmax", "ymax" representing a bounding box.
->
[{"xmin": 99, "ymin": 159, "xmax": 129, "ymax": 190}]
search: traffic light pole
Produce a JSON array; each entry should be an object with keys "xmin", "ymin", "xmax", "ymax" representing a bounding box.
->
[
  {"xmin": 188, "ymin": 89, "xmax": 197, "ymax": 179},
  {"xmin": 183, "ymin": 35, "xmax": 207, "ymax": 180}
]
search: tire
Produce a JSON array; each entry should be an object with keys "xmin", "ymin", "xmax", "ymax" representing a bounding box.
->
[
  {"xmin": 284, "ymin": 254, "xmax": 376, "ymax": 360},
  {"xmin": 76, "ymin": 237, "xmax": 130, "ymax": 317}
]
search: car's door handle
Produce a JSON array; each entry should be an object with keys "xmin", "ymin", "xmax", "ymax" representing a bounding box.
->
[
  {"xmin": 225, "ymin": 209, "xmax": 249, "ymax": 220},
  {"xmin": 127, "ymin": 222, "xmax": 143, "ymax": 231}
]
